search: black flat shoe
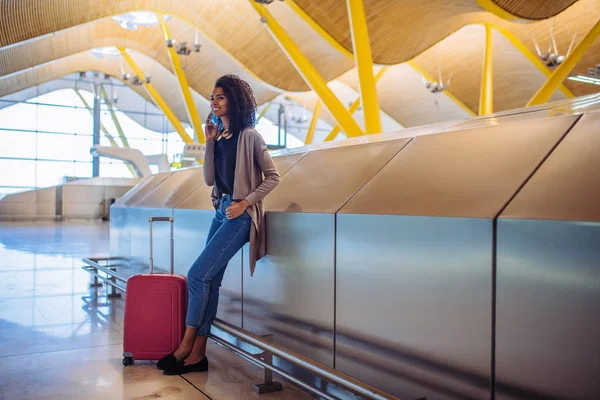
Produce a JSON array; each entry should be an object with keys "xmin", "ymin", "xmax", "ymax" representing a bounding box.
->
[
  {"xmin": 163, "ymin": 357, "xmax": 209, "ymax": 376},
  {"xmin": 157, "ymin": 352, "xmax": 179, "ymax": 370}
]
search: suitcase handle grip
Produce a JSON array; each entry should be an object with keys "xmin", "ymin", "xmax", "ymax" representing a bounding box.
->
[{"xmin": 148, "ymin": 216, "xmax": 174, "ymax": 275}]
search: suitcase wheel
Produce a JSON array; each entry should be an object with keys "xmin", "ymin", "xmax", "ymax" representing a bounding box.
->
[{"xmin": 123, "ymin": 356, "xmax": 134, "ymax": 366}]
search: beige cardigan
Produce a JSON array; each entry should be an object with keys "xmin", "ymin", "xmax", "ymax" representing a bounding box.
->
[{"xmin": 203, "ymin": 127, "xmax": 280, "ymax": 276}]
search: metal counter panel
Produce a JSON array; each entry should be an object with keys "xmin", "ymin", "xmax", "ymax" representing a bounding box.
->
[
  {"xmin": 501, "ymin": 111, "xmax": 600, "ymax": 222},
  {"xmin": 173, "ymin": 184, "xmax": 215, "ymax": 210},
  {"xmin": 109, "ymin": 206, "xmax": 131, "ymax": 272},
  {"xmin": 336, "ymin": 214, "xmax": 492, "ymax": 400},
  {"xmin": 173, "ymin": 208, "xmax": 242, "ymax": 328},
  {"xmin": 128, "ymin": 207, "xmax": 173, "ymax": 276},
  {"xmin": 496, "ymin": 219, "xmax": 600, "ymax": 400},
  {"xmin": 114, "ymin": 172, "xmax": 173, "ymax": 207},
  {"xmin": 165, "ymin": 168, "xmax": 205, "ymax": 208},
  {"xmin": 340, "ymin": 115, "xmax": 579, "ymax": 217},
  {"xmin": 132, "ymin": 168, "xmax": 199, "ymax": 208},
  {"xmin": 243, "ymin": 212, "xmax": 335, "ymax": 367},
  {"xmin": 266, "ymin": 140, "xmax": 411, "ymax": 213},
  {"xmin": 272, "ymin": 152, "xmax": 308, "ymax": 176}
]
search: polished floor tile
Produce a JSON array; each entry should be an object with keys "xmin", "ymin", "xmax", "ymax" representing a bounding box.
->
[
  {"xmin": 185, "ymin": 341, "xmax": 313, "ymax": 400},
  {"xmin": 0, "ymin": 221, "xmax": 312, "ymax": 400},
  {"xmin": 0, "ymin": 345, "xmax": 209, "ymax": 400}
]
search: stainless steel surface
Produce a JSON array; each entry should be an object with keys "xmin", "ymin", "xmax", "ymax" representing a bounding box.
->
[
  {"xmin": 266, "ymin": 140, "xmax": 410, "ymax": 213},
  {"xmin": 133, "ymin": 168, "xmax": 199, "ymax": 208},
  {"xmin": 114, "ymin": 172, "xmax": 173, "ymax": 207},
  {"xmin": 173, "ymin": 208, "xmax": 243, "ymax": 327},
  {"xmin": 164, "ymin": 167, "xmax": 205, "ymax": 208},
  {"xmin": 336, "ymin": 214, "xmax": 492, "ymax": 400},
  {"xmin": 109, "ymin": 205, "xmax": 130, "ymax": 270},
  {"xmin": 209, "ymin": 334, "xmax": 337, "ymax": 400},
  {"xmin": 213, "ymin": 319, "xmax": 398, "ymax": 400},
  {"xmin": 502, "ymin": 111, "xmax": 600, "ymax": 222},
  {"xmin": 340, "ymin": 115, "xmax": 578, "ymax": 217},
  {"xmin": 271, "ymin": 152, "xmax": 307, "ymax": 177},
  {"xmin": 128, "ymin": 207, "xmax": 173, "ymax": 276},
  {"xmin": 495, "ymin": 219, "xmax": 600, "ymax": 400},
  {"xmin": 173, "ymin": 183, "xmax": 216, "ymax": 210},
  {"xmin": 243, "ymin": 212, "xmax": 335, "ymax": 367},
  {"xmin": 148, "ymin": 217, "xmax": 174, "ymax": 275}
]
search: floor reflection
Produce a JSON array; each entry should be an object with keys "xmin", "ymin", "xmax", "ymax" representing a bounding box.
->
[{"xmin": 0, "ymin": 221, "xmax": 310, "ymax": 400}]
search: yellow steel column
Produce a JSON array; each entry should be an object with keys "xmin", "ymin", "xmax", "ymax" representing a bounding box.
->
[
  {"xmin": 118, "ymin": 47, "xmax": 194, "ymax": 144},
  {"xmin": 479, "ymin": 24, "xmax": 493, "ymax": 116},
  {"xmin": 325, "ymin": 67, "xmax": 387, "ymax": 141},
  {"xmin": 158, "ymin": 14, "xmax": 204, "ymax": 143},
  {"xmin": 347, "ymin": 0, "xmax": 381, "ymax": 134},
  {"xmin": 527, "ymin": 19, "xmax": 600, "ymax": 107},
  {"xmin": 249, "ymin": 1, "xmax": 365, "ymax": 138},
  {"xmin": 304, "ymin": 100, "xmax": 322, "ymax": 145}
]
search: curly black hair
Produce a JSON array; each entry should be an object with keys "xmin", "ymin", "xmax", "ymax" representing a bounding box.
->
[{"xmin": 215, "ymin": 75, "xmax": 257, "ymax": 136}]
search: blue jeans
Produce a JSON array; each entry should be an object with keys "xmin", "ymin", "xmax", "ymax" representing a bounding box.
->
[{"xmin": 185, "ymin": 194, "xmax": 251, "ymax": 335}]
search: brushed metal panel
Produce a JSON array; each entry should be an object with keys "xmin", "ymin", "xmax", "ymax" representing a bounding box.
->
[
  {"xmin": 502, "ymin": 112, "xmax": 600, "ymax": 222},
  {"xmin": 341, "ymin": 115, "xmax": 579, "ymax": 218},
  {"xmin": 128, "ymin": 207, "xmax": 173, "ymax": 276},
  {"xmin": 104, "ymin": 185, "xmax": 134, "ymax": 200},
  {"xmin": 109, "ymin": 206, "xmax": 131, "ymax": 271},
  {"xmin": 243, "ymin": 212, "xmax": 335, "ymax": 367},
  {"xmin": 174, "ymin": 208, "xmax": 243, "ymax": 328},
  {"xmin": 133, "ymin": 168, "xmax": 199, "ymax": 208},
  {"xmin": 114, "ymin": 172, "xmax": 173, "ymax": 207},
  {"xmin": 62, "ymin": 203, "xmax": 100, "ymax": 219},
  {"xmin": 62, "ymin": 185, "xmax": 105, "ymax": 204},
  {"xmin": 35, "ymin": 187, "xmax": 55, "ymax": 203},
  {"xmin": 174, "ymin": 185, "xmax": 215, "ymax": 210},
  {"xmin": 164, "ymin": 168, "xmax": 205, "ymax": 208},
  {"xmin": 496, "ymin": 219, "xmax": 600, "ymax": 400},
  {"xmin": 266, "ymin": 140, "xmax": 410, "ymax": 213},
  {"xmin": 336, "ymin": 214, "xmax": 492, "ymax": 400},
  {"xmin": 272, "ymin": 152, "xmax": 307, "ymax": 176}
]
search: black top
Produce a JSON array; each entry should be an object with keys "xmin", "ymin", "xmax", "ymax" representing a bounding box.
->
[{"xmin": 214, "ymin": 131, "xmax": 240, "ymax": 195}]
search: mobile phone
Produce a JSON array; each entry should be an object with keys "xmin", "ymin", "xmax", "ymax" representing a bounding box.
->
[{"xmin": 211, "ymin": 112, "xmax": 219, "ymax": 125}]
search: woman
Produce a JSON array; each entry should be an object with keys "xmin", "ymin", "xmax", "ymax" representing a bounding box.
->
[{"xmin": 157, "ymin": 75, "xmax": 280, "ymax": 375}]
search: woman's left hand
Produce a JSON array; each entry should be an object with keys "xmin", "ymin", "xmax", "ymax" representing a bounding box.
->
[{"xmin": 226, "ymin": 200, "xmax": 250, "ymax": 220}]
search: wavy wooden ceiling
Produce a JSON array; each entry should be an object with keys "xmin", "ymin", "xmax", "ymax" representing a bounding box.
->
[
  {"xmin": 0, "ymin": 18, "xmax": 279, "ymax": 105},
  {"xmin": 491, "ymin": 0, "xmax": 579, "ymax": 19},
  {"xmin": 0, "ymin": 51, "xmax": 203, "ymax": 124},
  {"xmin": 0, "ymin": 0, "xmax": 598, "ymax": 129},
  {"xmin": 0, "ymin": 0, "xmax": 351, "ymax": 91}
]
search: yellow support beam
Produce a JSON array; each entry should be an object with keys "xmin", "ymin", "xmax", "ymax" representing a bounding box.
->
[
  {"xmin": 249, "ymin": 1, "xmax": 365, "ymax": 138},
  {"xmin": 325, "ymin": 67, "xmax": 388, "ymax": 141},
  {"xmin": 118, "ymin": 47, "xmax": 194, "ymax": 144},
  {"xmin": 100, "ymin": 85, "xmax": 130, "ymax": 148},
  {"xmin": 347, "ymin": 0, "xmax": 381, "ymax": 134},
  {"xmin": 493, "ymin": 26, "xmax": 574, "ymax": 99},
  {"xmin": 158, "ymin": 14, "xmax": 204, "ymax": 143},
  {"xmin": 527, "ymin": 18, "xmax": 600, "ymax": 107},
  {"xmin": 479, "ymin": 24, "xmax": 493, "ymax": 116},
  {"xmin": 305, "ymin": 100, "xmax": 322, "ymax": 145},
  {"xmin": 474, "ymin": 0, "xmax": 529, "ymax": 22},
  {"xmin": 283, "ymin": 0, "xmax": 353, "ymax": 58}
]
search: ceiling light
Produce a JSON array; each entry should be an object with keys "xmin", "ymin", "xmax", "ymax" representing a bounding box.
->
[
  {"xmin": 567, "ymin": 75, "xmax": 600, "ymax": 86},
  {"xmin": 90, "ymin": 47, "xmax": 122, "ymax": 59},
  {"xmin": 112, "ymin": 12, "xmax": 171, "ymax": 31}
]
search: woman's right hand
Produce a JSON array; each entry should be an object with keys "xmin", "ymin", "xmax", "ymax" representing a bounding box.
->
[{"xmin": 205, "ymin": 114, "xmax": 218, "ymax": 141}]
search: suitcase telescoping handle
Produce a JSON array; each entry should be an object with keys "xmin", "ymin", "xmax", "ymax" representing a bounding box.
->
[{"xmin": 148, "ymin": 216, "xmax": 174, "ymax": 275}]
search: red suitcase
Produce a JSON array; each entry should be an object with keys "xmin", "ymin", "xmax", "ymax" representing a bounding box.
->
[{"xmin": 122, "ymin": 216, "xmax": 187, "ymax": 366}]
